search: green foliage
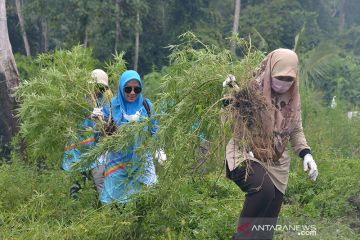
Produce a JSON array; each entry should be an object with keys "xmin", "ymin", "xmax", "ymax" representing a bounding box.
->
[
  {"xmin": 84, "ymin": 33, "xmax": 265, "ymax": 173},
  {"xmin": 7, "ymin": 0, "xmax": 360, "ymax": 91},
  {"xmin": 1, "ymin": 154, "xmax": 359, "ymax": 239},
  {"xmin": 0, "ymin": 160, "xmax": 240, "ymax": 239},
  {"xmin": 240, "ymin": 0, "xmax": 319, "ymax": 51},
  {"xmin": 0, "ymin": 161, "xmax": 99, "ymax": 239},
  {"xmin": 328, "ymin": 55, "xmax": 360, "ymax": 106},
  {"xmin": 142, "ymin": 70, "xmax": 164, "ymax": 100},
  {"xmin": 15, "ymin": 46, "xmax": 125, "ymax": 167},
  {"xmin": 282, "ymin": 155, "xmax": 360, "ymax": 239},
  {"xmin": 302, "ymin": 98, "xmax": 360, "ymax": 159},
  {"xmin": 300, "ymin": 44, "xmax": 360, "ymax": 107},
  {"xmin": 2, "ymin": 33, "xmax": 360, "ymax": 240},
  {"xmin": 82, "ymin": 118, "xmax": 155, "ymax": 171},
  {"xmin": 14, "ymin": 54, "xmax": 40, "ymax": 81},
  {"xmin": 3, "ymin": 0, "xmax": 360, "ymax": 238},
  {"xmin": 299, "ymin": 42, "xmax": 339, "ymax": 87},
  {"xmin": 151, "ymin": 33, "xmax": 264, "ymax": 169},
  {"xmin": 287, "ymin": 157, "xmax": 360, "ymax": 218},
  {"xmin": 105, "ymin": 51, "xmax": 127, "ymax": 92}
]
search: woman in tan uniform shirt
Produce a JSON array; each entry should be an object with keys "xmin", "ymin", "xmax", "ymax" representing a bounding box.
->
[{"xmin": 225, "ymin": 49, "xmax": 319, "ymax": 239}]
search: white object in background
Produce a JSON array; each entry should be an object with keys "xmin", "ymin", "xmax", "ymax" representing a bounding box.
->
[
  {"xmin": 347, "ymin": 111, "xmax": 359, "ymax": 120},
  {"xmin": 331, "ymin": 96, "xmax": 337, "ymax": 109},
  {"xmin": 155, "ymin": 149, "xmax": 167, "ymax": 165},
  {"xmin": 303, "ymin": 154, "xmax": 318, "ymax": 181}
]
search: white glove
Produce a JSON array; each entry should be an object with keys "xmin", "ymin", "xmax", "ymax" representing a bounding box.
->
[
  {"xmin": 223, "ymin": 74, "xmax": 236, "ymax": 88},
  {"xmin": 91, "ymin": 107, "xmax": 103, "ymax": 119},
  {"xmin": 155, "ymin": 149, "xmax": 167, "ymax": 165},
  {"xmin": 303, "ymin": 154, "xmax": 318, "ymax": 181},
  {"xmin": 96, "ymin": 151, "xmax": 108, "ymax": 164}
]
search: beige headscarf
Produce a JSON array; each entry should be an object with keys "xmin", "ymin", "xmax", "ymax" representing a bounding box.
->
[{"xmin": 252, "ymin": 48, "xmax": 301, "ymax": 162}]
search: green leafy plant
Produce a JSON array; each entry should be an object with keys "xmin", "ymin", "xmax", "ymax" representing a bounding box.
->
[
  {"xmin": 7, "ymin": 33, "xmax": 360, "ymax": 240},
  {"xmin": 16, "ymin": 46, "xmax": 127, "ymax": 168}
]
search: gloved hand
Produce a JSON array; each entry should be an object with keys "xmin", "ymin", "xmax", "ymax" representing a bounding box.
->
[
  {"xmin": 155, "ymin": 149, "xmax": 167, "ymax": 165},
  {"xmin": 303, "ymin": 154, "xmax": 318, "ymax": 181},
  {"xmin": 223, "ymin": 74, "xmax": 241, "ymax": 91},
  {"xmin": 91, "ymin": 107, "xmax": 103, "ymax": 119},
  {"xmin": 222, "ymin": 74, "xmax": 236, "ymax": 88}
]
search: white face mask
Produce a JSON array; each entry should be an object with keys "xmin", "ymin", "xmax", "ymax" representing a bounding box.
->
[
  {"xmin": 271, "ymin": 77, "xmax": 294, "ymax": 94},
  {"xmin": 123, "ymin": 111, "xmax": 141, "ymax": 121}
]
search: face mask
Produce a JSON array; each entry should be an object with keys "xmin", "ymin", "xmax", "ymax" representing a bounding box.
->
[
  {"xmin": 271, "ymin": 77, "xmax": 294, "ymax": 93},
  {"xmin": 123, "ymin": 111, "xmax": 141, "ymax": 122}
]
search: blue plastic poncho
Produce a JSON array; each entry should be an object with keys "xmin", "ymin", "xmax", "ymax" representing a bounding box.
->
[
  {"xmin": 62, "ymin": 96, "xmax": 107, "ymax": 171},
  {"xmin": 100, "ymin": 70, "xmax": 157, "ymax": 204}
]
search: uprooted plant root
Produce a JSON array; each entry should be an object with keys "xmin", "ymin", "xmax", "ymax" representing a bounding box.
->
[{"xmin": 227, "ymin": 81, "xmax": 278, "ymax": 165}]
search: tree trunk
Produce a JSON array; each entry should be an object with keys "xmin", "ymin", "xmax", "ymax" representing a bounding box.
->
[
  {"xmin": 40, "ymin": 16, "xmax": 48, "ymax": 52},
  {"xmin": 15, "ymin": 0, "xmax": 30, "ymax": 56},
  {"xmin": 338, "ymin": 0, "xmax": 346, "ymax": 30},
  {"xmin": 114, "ymin": 0, "xmax": 123, "ymax": 51},
  {"xmin": 0, "ymin": 0, "xmax": 21, "ymax": 158},
  {"xmin": 134, "ymin": 11, "xmax": 140, "ymax": 71},
  {"xmin": 230, "ymin": 0, "xmax": 241, "ymax": 54},
  {"xmin": 79, "ymin": 9, "xmax": 89, "ymax": 47},
  {"xmin": 83, "ymin": 27, "xmax": 88, "ymax": 47}
]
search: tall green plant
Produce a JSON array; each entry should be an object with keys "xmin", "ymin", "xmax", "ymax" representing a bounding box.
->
[
  {"xmin": 16, "ymin": 46, "xmax": 127, "ymax": 167},
  {"xmin": 154, "ymin": 33, "xmax": 264, "ymax": 170},
  {"xmin": 87, "ymin": 33, "xmax": 265, "ymax": 175},
  {"xmin": 16, "ymin": 46, "xmax": 95, "ymax": 166}
]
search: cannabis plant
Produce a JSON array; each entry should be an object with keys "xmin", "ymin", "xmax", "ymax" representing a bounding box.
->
[{"xmin": 16, "ymin": 46, "xmax": 126, "ymax": 168}]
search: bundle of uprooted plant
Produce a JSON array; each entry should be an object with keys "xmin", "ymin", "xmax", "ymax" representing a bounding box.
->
[
  {"xmin": 226, "ymin": 80, "xmax": 278, "ymax": 166},
  {"xmin": 224, "ymin": 44, "xmax": 286, "ymax": 167}
]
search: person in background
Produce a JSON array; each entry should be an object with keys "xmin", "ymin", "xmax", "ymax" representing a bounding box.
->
[
  {"xmin": 63, "ymin": 69, "xmax": 111, "ymax": 198},
  {"xmin": 224, "ymin": 49, "xmax": 319, "ymax": 239},
  {"xmin": 100, "ymin": 70, "xmax": 165, "ymax": 204}
]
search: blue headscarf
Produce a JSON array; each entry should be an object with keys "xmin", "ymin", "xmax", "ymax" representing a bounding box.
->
[{"xmin": 111, "ymin": 70, "xmax": 144, "ymax": 124}]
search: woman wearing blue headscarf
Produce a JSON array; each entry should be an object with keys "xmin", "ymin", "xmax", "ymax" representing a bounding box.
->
[{"xmin": 99, "ymin": 70, "xmax": 158, "ymax": 204}]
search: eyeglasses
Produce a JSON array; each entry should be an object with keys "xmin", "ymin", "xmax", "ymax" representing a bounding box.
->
[{"xmin": 124, "ymin": 86, "xmax": 142, "ymax": 94}]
